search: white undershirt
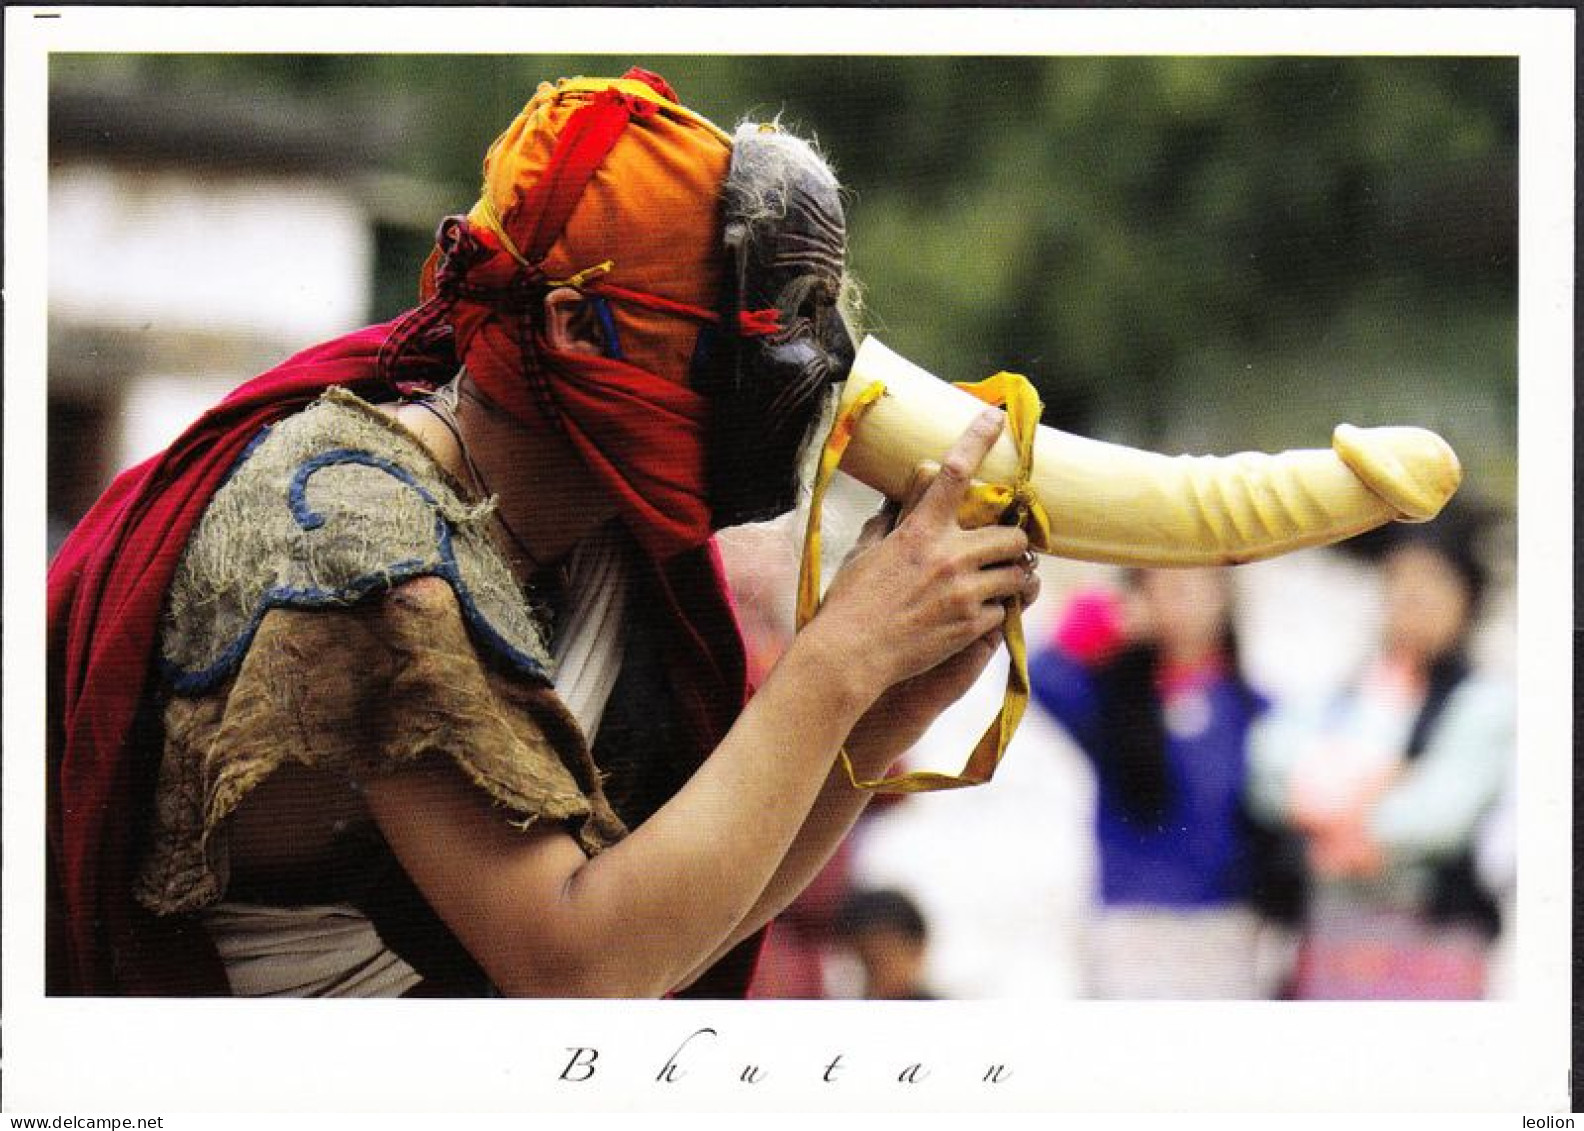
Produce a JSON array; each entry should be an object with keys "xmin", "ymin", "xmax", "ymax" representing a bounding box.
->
[{"xmin": 548, "ymin": 520, "xmax": 632, "ymax": 745}]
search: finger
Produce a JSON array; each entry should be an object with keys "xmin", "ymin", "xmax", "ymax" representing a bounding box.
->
[
  {"xmin": 910, "ymin": 407, "xmax": 1006, "ymax": 527},
  {"xmin": 958, "ymin": 524, "xmax": 1030, "ymax": 569},
  {"xmin": 841, "ymin": 504, "xmax": 898, "ymax": 571},
  {"xmin": 897, "ymin": 462, "xmax": 938, "ymax": 525},
  {"xmin": 859, "ymin": 501, "xmax": 900, "ymax": 545},
  {"xmin": 970, "ymin": 599, "xmax": 1010, "ymax": 640},
  {"xmin": 1020, "ymin": 568, "xmax": 1043, "ymax": 608},
  {"xmin": 969, "ymin": 562, "xmax": 1032, "ymax": 606},
  {"xmin": 954, "ymin": 627, "xmax": 1004, "ymax": 674}
]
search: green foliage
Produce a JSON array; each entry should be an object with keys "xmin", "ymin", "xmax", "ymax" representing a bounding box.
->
[{"xmin": 54, "ymin": 52, "xmax": 1517, "ymax": 496}]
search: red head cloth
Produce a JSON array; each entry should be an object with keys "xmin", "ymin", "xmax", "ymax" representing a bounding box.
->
[{"xmin": 47, "ymin": 68, "xmax": 761, "ymax": 998}]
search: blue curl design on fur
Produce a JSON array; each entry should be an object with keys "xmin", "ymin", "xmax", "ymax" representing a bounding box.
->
[{"xmin": 163, "ymin": 448, "xmax": 549, "ymax": 694}]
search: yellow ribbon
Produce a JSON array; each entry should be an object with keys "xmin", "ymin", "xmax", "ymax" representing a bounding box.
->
[
  {"xmin": 795, "ymin": 371, "xmax": 1049, "ymax": 792},
  {"xmin": 546, "ymin": 260, "xmax": 617, "ymax": 289}
]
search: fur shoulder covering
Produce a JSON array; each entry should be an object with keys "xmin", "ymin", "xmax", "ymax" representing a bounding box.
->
[{"xmin": 160, "ymin": 388, "xmax": 551, "ymax": 693}]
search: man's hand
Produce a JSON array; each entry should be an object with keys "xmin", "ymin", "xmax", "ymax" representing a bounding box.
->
[
  {"xmin": 835, "ymin": 432, "xmax": 1042, "ymax": 774},
  {"xmin": 812, "ymin": 407, "xmax": 1032, "ymax": 698}
]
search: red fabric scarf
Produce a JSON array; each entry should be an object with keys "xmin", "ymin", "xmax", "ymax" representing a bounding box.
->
[{"xmin": 462, "ymin": 326, "xmax": 714, "ymax": 563}]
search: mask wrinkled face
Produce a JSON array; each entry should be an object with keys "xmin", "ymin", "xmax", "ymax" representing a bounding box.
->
[{"xmin": 704, "ymin": 127, "xmax": 857, "ymax": 528}]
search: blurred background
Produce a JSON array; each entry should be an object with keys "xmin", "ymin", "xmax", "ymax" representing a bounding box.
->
[{"xmin": 48, "ymin": 53, "xmax": 1518, "ymax": 1002}]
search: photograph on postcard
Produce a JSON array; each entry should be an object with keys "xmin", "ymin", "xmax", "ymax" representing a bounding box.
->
[
  {"xmin": 7, "ymin": 8, "xmax": 1571, "ymax": 1116},
  {"xmin": 40, "ymin": 48, "xmax": 1520, "ymax": 1006}
]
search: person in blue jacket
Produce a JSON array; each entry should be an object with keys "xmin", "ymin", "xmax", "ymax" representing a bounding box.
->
[{"xmin": 1030, "ymin": 567, "xmax": 1276, "ymax": 998}]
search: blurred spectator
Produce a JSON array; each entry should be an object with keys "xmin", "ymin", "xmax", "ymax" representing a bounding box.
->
[
  {"xmin": 1475, "ymin": 764, "xmax": 1517, "ymax": 999},
  {"xmin": 748, "ymin": 842, "xmax": 853, "ymax": 998},
  {"xmin": 833, "ymin": 887, "xmax": 937, "ymax": 1000},
  {"xmin": 1029, "ymin": 568, "xmax": 1280, "ymax": 998},
  {"xmin": 1245, "ymin": 503, "xmax": 1512, "ymax": 999}
]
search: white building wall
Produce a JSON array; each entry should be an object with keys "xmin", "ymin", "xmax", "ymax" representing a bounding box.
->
[
  {"xmin": 49, "ymin": 162, "xmax": 374, "ymax": 469},
  {"xmin": 50, "ymin": 164, "xmax": 372, "ymax": 340}
]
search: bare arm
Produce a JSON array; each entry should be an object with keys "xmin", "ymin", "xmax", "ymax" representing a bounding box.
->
[
  {"xmin": 365, "ymin": 624, "xmax": 876, "ymax": 997},
  {"xmin": 364, "ymin": 408, "xmax": 1032, "ymax": 997},
  {"xmin": 673, "ymin": 521, "xmax": 1040, "ymax": 990}
]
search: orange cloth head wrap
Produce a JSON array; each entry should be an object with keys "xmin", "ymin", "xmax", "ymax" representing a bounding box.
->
[
  {"xmin": 428, "ymin": 70, "xmax": 735, "ymax": 386},
  {"xmin": 388, "ymin": 68, "xmax": 782, "ymax": 564}
]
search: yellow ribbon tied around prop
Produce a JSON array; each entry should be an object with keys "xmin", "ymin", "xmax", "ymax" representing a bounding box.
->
[{"xmin": 795, "ymin": 371, "xmax": 1053, "ymax": 793}]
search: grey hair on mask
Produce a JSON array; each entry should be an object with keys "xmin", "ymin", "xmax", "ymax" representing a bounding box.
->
[
  {"xmin": 724, "ymin": 120, "xmax": 839, "ymax": 223},
  {"xmin": 724, "ymin": 121, "xmax": 865, "ymax": 327}
]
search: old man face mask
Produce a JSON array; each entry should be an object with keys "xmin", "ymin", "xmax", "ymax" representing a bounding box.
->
[{"xmin": 702, "ymin": 125, "xmax": 858, "ymax": 529}]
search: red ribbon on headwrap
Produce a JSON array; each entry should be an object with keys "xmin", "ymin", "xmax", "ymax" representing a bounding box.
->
[
  {"xmin": 516, "ymin": 85, "xmax": 657, "ymax": 266},
  {"xmin": 578, "ymin": 276, "xmax": 784, "ymax": 339}
]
